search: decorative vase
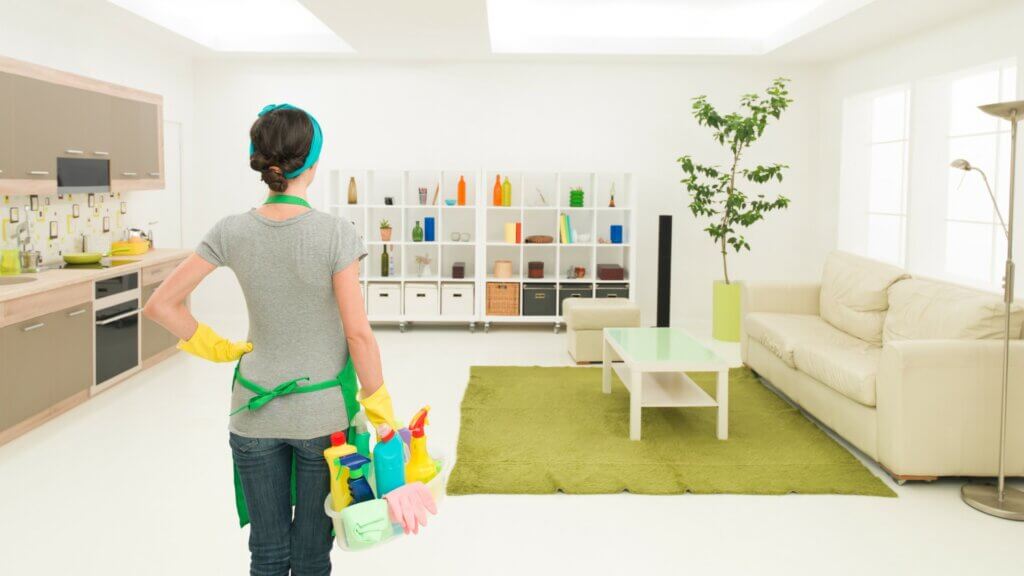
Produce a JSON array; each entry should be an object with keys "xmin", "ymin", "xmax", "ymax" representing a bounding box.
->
[
  {"xmin": 347, "ymin": 176, "xmax": 358, "ymax": 204},
  {"xmin": 412, "ymin": 221, "xmax": 424, "ymax": 242},
  {"xmin": 712, "ymin": 280, "xmax": 742, "ymax": 342},
  {"xmin": 380, "ymin": 227, "xmax": 392, "ymax": 242}
]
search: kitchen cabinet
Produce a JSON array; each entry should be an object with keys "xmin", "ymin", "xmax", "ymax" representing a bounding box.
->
[
  {"xmin": 52, "ymin": 304, "xmax": 93, "ymax": 404},
  {"xmin": 9, "ymin": 74, "xmax": 60, "ymax": 180},
  {"xmin": 0, "ymin": 58, "xmax": 164, "ymax": 195},
  {"xmin": 0, "ymin": 304, "xmax": 93, "ymax": 431},
  {"xmin": 0, "ymin": 72, "xmax": 11, "ymax": 178},
  {"xmin": 141, "ymin": 282, "xmax": 178, "ymax": 361},
  {"xmin": 111, "ymin": 96, "xmax": 141, "ymax": 179}
]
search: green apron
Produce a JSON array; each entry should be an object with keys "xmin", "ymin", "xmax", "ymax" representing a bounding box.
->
[{"xmin": 232, "ymin": 193, "xmax": 361, "ymax": 528}]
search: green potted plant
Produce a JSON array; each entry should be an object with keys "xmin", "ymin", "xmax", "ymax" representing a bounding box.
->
[
  {"xmin": 379, "ymin": 219, "xmax": 392, "ymax": 242},
  {"xmin": 678, "ymin": 77, "xmax": 793, "ymax": 342}
]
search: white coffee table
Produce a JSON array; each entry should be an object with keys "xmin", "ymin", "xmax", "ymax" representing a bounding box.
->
[{"xmin": 602, "ymin": 327, "xmax": 729, "ymax": 441}]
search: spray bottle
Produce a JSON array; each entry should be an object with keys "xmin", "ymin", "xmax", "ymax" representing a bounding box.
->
[
  {"xmin": 372, "ymin": 424, "xmax": 406, "ymax": 497},
  {"xmin": 405, "ymin": 406, "xmax": 437, "ymax": 484},
  {"xmin": 324, "ymin": 431, "xmax": 356, "ymax": 511},
  {"xmin": 338, "ymin": 453, "xmax": 375, "ymax": 504},
  {"xmin": 350, "ymin": 412, "xmax": 372, "ymax": 480}
]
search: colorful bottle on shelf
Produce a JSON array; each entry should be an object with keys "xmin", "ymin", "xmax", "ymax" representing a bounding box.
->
[
  {"xmin": 388, "ymin": 246, "xmax": 396, "ymax": 277},
  {"xmin": 493, "ymin": 175, "xmax": 502, "ymax": 207},
  {"xmin": 347, "ymin": 176, "xmax": 358, "ymax": 205},
  {"xmin": 405, "ymin": 406, "xmax": 438, "ymax": 485},
  {"xmin": 324, "ymin": 431, "xmax": 357, "ymax": 512},
  {"xmin": 380, "ymin": 246, "xmax": 389, "ymax": 277},
  {"xmin": 412, "ymin": 220, "xmax": 424, "ymax": 242},
  {"xmin": 372, "ymin": 424, "xmax": 406, "ymax": 497},
  {"xmin": 608, "ymin": 181, "xmax": 616, "ymax": 208},
  {"xmin": 457, "ymin": 175, "xmax": 467, "ymax": 206},
  {"xmin": 502, "ymin": 176, "xmax": 511, "ymax": 207}
]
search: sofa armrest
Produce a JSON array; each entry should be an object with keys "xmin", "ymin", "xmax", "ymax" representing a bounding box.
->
[
  {"xmin": 876, "ymin": 339, "xmax": 1024, "ymax": 477},
  {"xmin": 741, "ymin": 282, "xmax": 820, "ymax": 316}
]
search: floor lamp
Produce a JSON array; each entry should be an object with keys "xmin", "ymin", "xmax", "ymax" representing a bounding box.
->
[{"xmin": 950, "ymin": 99, "xmax": 1024, "ymax": 521}]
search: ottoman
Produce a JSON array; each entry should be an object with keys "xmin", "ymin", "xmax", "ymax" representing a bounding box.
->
[{"xmin": 563, "ymin": 298, "xmax": 641, "ymax": 363}]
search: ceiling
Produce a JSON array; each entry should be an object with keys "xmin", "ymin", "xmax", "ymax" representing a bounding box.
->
[{"xmin": 103, "ymin": 0, "xmax": 1008, "ymax": 63}]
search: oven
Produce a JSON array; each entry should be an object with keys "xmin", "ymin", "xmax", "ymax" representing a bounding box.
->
[{"xmin": 94, "ymin": 272, "xmax": 140, "ymax": 387}]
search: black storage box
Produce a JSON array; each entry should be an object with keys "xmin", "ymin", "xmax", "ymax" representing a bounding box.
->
[
  {"xmin": 596, "ymin": 284, "xmax": 629, "ymax": 299},
  {"xmin": 558, "ymin": 283, "xmax": 594, "ymax": 315},
  {"xmin": 522, "ymin": 283, "xmax": 556, "ymax": 316}
]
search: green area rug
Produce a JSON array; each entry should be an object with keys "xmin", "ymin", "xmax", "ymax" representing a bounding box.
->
[{"xmin": 448, "ymin": 366, "xmax": 894, "ymax": 497}]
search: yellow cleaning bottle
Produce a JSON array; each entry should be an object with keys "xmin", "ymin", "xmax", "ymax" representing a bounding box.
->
[
  {"xmin": 324, "ymin": 431, "xmax": 357, "ymax": 511},
  {"xmin": 404, "ymin": 406, "xmax": 437, "ymax": 484}
]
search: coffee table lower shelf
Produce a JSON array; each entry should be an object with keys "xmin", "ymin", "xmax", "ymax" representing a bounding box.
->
[{"xmin": 609, "ymin": 363, "xmax": 718, "ymax": 408}]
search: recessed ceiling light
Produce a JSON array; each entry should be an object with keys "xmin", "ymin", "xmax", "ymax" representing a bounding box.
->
[
  {"xmin": 487, "ymin": 0, "xmax": 876, "ymax": 55},
  {"xmin": 107, "ymin": 0, "xmax": 354, "ymax": 53}
]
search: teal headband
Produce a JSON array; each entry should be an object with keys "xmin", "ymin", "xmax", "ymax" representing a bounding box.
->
[{"xmin": 249, "ymin": 103, "xmax": 323, "ymax": 180}]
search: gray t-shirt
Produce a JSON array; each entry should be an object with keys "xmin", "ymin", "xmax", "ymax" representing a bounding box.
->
[{"xmin": 196, "ymin": 208, "xmax": 367, "ymax": 439}]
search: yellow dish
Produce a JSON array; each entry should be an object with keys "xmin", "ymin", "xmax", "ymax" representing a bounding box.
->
[
  {"xmin": 111, "ymin": 240, "xmax": 150, "ymax": 255},
  {"xmin": 63, "ymin": 252, "xmax": 104, "ymax": 265}
]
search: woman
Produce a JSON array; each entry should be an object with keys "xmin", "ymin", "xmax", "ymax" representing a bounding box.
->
[{"xmin": 144, "ymin": 104, "xmax": 427, "ymax": 575}]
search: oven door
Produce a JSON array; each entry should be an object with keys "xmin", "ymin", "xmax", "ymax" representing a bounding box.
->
[{"xmin": 95, "ymin": 299, "xmax": 140, "ymax": 385}]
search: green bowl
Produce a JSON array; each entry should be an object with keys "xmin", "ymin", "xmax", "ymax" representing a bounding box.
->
[{"xmin": 63, "ymin": 252, "xmax": 104, "ymax": 265}]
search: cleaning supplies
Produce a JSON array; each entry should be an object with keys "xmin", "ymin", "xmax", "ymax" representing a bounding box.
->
[
  {"xmin": 405, "ymin": 406, "xmax": 438, "ymax": 484},
  {"xmin": 324, "ymin": 431, "xmax": 357, "ymax": 511},
  {"xmin": 373, "ymin": 424, "xmax": 406, "ymax": 497},
  {"xmin": 351, "ymin": 412, "xmax": 372, "ymax": 480},
  {"xmin": 340, "ymin": 499, "xmax": 394, "ymax": 550},
  {"xmin": 339, "ymin": 453, "xmax": 375, "ymax": 504}
]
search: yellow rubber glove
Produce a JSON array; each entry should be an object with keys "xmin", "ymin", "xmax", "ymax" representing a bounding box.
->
[
  {"xmin": 359, "ymin": 383, "xmax": 397, "ymax": 431},
  {"xmin": 177, "ymin": 323, "xmax": 252, "ymax": 363}
]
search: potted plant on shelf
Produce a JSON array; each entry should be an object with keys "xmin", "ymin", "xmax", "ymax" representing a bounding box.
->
[
  {"xmin": 379, "ymin": 219, "xmax": 392, "ymax": 242},
  {"xmin": 678, "ymin": 77, "xmax": 793, "ymax": 342}
]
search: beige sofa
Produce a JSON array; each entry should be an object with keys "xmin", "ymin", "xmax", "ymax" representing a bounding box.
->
[{"xmin": 742, "ymin": 251, "xmax": 1024, "ymax": 482}]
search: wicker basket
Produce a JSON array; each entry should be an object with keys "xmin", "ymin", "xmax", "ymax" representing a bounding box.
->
[{"xmin": 486, "ymin": 282, "xmax": 520, "ymax": 316}]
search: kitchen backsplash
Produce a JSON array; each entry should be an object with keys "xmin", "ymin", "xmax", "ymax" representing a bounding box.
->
[{"xmin": 1, "ymin": 191, "xmax": 129, "ymax": 263}]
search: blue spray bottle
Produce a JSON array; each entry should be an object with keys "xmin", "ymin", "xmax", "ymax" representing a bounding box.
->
[
  {"xmin": 338, "ymin": 453, "xmax": 375, "ymax": 504},
  {"xmin": 372, "ymin": 424, "xmax": 406, "ymax": 497}
]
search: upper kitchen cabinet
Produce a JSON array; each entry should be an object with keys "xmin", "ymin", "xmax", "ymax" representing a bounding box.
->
[
  {"xmin": 9, "ymin": 74, "xmax": 62, "ymax": 183},
  {"xmin": 111, "ymin": 96, "xmax": 162, "ymax": 191},
  {"xmin": 0, "ymin": 73, "xmax": 11, "ymax": 179},
  {"xmin": 0, "ymin": 55, "xmax": 164, "ymax": 196}
]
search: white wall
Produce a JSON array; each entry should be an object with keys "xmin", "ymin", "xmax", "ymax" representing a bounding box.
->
[
  {"xmin": 0, "ymin": 0, "xmax": 196, "ymax": 250},
  {"xmin": 817, "ymin": 0, "xmax": 1024, "ymax": 286},
  {"xmin": 190, "ymin": 59, "xmax": 828, "ymax": 324}
]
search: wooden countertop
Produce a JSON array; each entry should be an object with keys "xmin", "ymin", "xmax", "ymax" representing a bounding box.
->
[{"xmin": 0, "ymin": 249, "xmax": 192, "ymax": 303}]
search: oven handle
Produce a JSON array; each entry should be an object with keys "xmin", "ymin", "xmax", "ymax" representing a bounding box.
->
[{"xmin": 95, "ymin": 308, "xmax": 141, "ymax": 326}]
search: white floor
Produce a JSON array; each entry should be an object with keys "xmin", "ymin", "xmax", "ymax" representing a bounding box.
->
[{"xmin": 1, "ymin": 321, "xmax": 1021, "ymax": 575}]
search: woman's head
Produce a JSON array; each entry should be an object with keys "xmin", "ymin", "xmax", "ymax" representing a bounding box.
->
[{"xmin": 249, "ymin": 105, "xmax": 321, "ymax": 193}]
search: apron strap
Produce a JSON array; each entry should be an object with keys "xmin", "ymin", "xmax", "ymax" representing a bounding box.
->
[{"xmin": 230, "ymin": 363, "xmax": 345, "ymax": 416}]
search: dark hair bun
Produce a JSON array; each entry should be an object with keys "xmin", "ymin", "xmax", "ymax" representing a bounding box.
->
[{"xmin": 249, "ymin": 108, "xmax": 313, "ymax": 193}]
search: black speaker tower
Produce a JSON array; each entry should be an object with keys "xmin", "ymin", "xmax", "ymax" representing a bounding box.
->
[{"xmin": 657, "ymin": 215, "xmax": 672, "ymax": 327}]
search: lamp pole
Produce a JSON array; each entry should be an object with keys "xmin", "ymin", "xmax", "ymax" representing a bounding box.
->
[{"xmin": 958, "ymin": 100, "xmax": 1024, "ymax": 520}]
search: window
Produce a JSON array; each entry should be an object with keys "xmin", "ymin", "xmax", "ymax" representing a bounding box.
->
[
  {"xmin": 944, "ymin": 62, "xmax": 1016, "ymax": 288},
  {"xmin": 866, "ymin": 89, "xmax": 911, "ymax": 265},
  {"xmin": 837, "ymin": 87, "xmax": 911, "ymax": 266}
]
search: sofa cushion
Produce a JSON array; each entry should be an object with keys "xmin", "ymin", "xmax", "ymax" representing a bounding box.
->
[
  {"xmin": 884, "ymin": 278, "xmax": 1024, "ymax": 342},
  {"xmin": 563, "ymin": 298, "xmax": 641, "ymax": 331},
  {"xmin": 793, "ymin": 342, "xmax": 881, "ymax": 407},
  {"xmin": 819, "ymin": 251, "xmax": 909, "ymax": 345},
  {"xmin": 745, "ymin": 312, "xmax": 870, "ymax": 369}
]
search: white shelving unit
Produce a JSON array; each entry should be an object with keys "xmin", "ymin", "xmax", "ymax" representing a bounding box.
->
[{"xmin": 323, "ymin": 169, "xmax": 636, "ymax": 332}]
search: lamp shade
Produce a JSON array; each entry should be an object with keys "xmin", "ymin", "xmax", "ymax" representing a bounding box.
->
[{"xmin": 979, "ymin": 99, "xmax": 1024, "ymax": 120}]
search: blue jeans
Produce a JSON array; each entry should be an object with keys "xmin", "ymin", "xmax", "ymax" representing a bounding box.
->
[{"xmin": 230, "ymin": 433, "xmax": 333, "ymax": 576}]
